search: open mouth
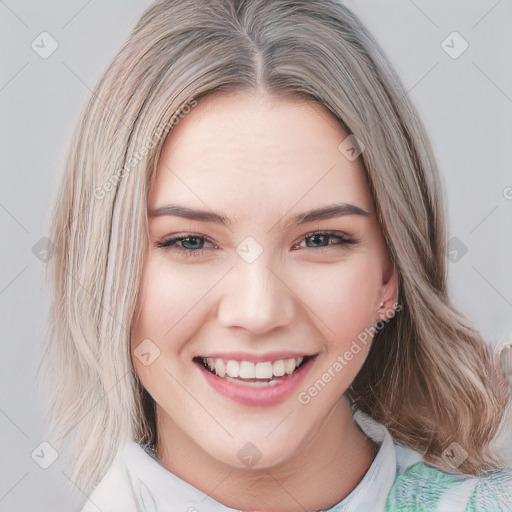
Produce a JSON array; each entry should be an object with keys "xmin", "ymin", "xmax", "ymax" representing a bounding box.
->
[{"xmin": 193, "ymin": 354, "xmax": 317, "ymax": 387}]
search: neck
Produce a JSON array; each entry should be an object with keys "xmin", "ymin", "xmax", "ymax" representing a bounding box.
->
[{"xmin": 155, "ymin": 397, "xmax": 376, "ymax": 512}]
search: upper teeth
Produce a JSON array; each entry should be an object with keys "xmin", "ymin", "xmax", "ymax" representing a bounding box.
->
[{"xmin": 204, "ymin": 357, "xmax": 304, "ymax": 379}]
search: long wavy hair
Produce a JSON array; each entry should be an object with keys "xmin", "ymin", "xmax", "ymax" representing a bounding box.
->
[{"xmin": 37, "ymin": 0, "xmax": 511, "ymax": 494}]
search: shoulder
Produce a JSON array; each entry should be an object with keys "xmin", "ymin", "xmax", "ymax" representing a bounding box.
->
[
  {"xmin": 385, "ymin": 459, "xmax": 512, "ymax": 512},
  {"xmin": 80, "ymin": 443, "xmax": 139, "ymax": 512}
]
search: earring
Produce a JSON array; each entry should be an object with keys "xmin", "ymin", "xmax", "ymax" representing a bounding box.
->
[{"xmin": 377, "ymin": 302, "xmax": 384, "ymax": 312}]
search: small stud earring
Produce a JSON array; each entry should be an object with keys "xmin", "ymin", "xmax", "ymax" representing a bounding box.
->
[{"xmin": 377, "ymin": 302, "xmax": 384, "ymax": 312}]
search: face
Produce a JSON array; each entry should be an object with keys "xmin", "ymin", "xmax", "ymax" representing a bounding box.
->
[{"xmin": 130, "ymin": 90, "xmax": 397, "ymax": 470}]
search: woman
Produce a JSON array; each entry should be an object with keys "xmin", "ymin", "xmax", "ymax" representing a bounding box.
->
[{"xmin": 38, "ymin": 0, "xmax": 512, "ymax": 510}]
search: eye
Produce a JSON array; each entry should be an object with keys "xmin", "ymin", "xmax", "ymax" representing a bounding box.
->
[
  {"xmin": 292, "ymin": 230, "xmax": 354, "ymax": 250},
  {"xmin": 156, "ymin": 230, "xmax": 355, "ymax": 258},
  {"xmin": 156, "ymin": 234, "xmax": 217, "ymax": 254}
]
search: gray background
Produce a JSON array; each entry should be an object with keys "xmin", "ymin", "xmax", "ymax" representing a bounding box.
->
[{"xmin": 1, "ymin": 1, "xmax": 511, "ymax": 510}]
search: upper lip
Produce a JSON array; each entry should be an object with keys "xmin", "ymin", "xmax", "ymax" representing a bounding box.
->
[{"xmin": 194, "ymin": 351, "xmax": 318, "ymax": 363}]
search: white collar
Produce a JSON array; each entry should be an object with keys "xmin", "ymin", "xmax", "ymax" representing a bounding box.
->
[{"xmin": 117, "ymin": 411, "xmax": 403, "ymax": 512}]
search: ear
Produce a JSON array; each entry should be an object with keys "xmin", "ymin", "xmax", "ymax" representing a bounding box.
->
[{"xmin": 377, "ymin": 258, "xmax": 399, "ymax": 321}]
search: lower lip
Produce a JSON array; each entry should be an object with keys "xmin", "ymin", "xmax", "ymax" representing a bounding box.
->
[{"xmin": 197, "ymin": 358, "xmax": 316, "ymax": 407}]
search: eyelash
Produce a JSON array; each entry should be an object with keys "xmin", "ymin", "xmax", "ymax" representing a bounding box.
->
[{"xmin": 155, "ymin": 230, "xmax": 355, "ymax": 257}]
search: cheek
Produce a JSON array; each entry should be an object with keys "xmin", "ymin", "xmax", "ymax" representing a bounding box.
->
[
  {"xmin": 292, "ymin": 257, "xmax": 382, "ymax": 406},
  {"xmin": 130, "ymin": 256, "xmax": 211, "ymax": 397},
  {"xmin": 131, "ymin": 256, "xmax": 214, "ymax": 345},
  {"xmin": 292, "ymin": 255, "xmax": 381, "ymax": 348}
]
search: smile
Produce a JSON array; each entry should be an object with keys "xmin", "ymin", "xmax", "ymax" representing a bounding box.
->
[
  {"xmin": 193, "ymin": 353, "xmax": 318, "ymax": 406},
  {"xmin": 197, "ymin": 355, "xmax": 312, "ymax": 380}
]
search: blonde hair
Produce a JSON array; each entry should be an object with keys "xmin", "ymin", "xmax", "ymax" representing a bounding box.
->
[{"xmin": 37, "ymin": 0, "xmax": 511, "ymax": 494}]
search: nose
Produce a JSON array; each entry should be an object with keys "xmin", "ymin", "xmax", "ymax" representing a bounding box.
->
[{"xmin": 217, "ymin": 257, "xmax": 295, "ymax": 334}]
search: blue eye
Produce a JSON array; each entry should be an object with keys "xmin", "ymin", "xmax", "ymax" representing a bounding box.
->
[
  {"xmin": 156, "ymin": 235, "xmax": 214, "ymax": 252},
  {"xmin": 156, "ymin": 230, "xmax": 355, "ymax": 258},
  {"xmin": 294, "ymin": 231, "xmax": 354, "ymax": 249}
]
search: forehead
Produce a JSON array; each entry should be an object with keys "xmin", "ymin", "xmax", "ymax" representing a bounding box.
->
[{"xmin": 149, "ymin": 91, "xmax": 373, "ymax": 219}]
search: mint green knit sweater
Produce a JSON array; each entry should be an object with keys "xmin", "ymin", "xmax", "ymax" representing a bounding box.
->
[{"xmin": 384, "ymin": 461, "xmax": 512, "ymax": 511}]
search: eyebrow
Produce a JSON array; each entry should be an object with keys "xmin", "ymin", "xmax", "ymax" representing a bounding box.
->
[
  {"xmin": 286, "ymin": 203, "xmax": 369, "ymax": 228},
  {"xmin": 148, "ymin": 202, "xmax": 369, "ymax": 228},
  {"xmin": 149, "ymin": 204, "xmax": 231, "ymax": 225}
]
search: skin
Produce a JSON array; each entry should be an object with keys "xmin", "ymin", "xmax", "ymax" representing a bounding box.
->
[{"xmin": 130, "ymin": 90, "xmax": 398, "ymax": 512}]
